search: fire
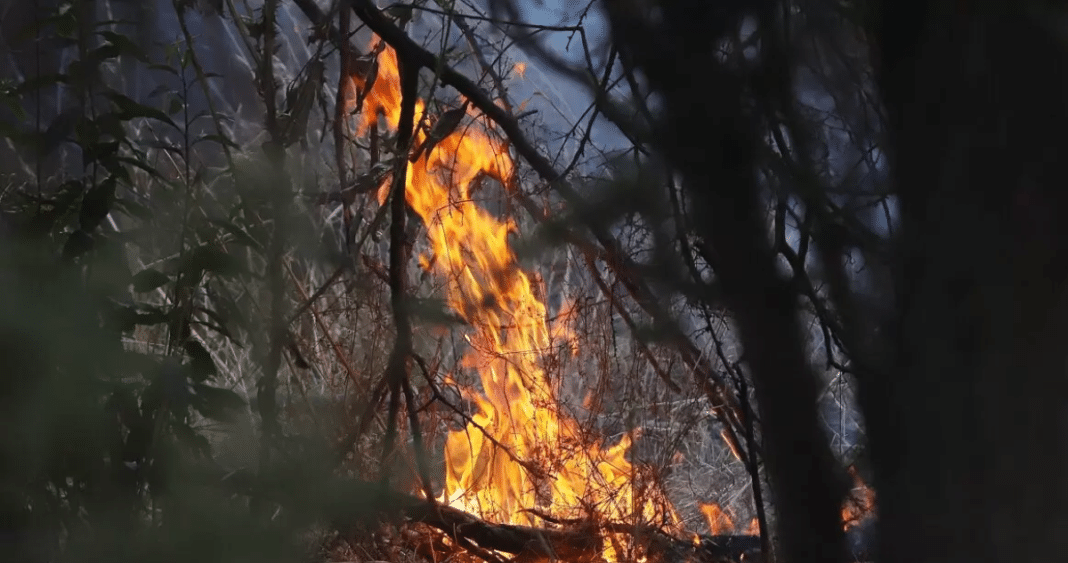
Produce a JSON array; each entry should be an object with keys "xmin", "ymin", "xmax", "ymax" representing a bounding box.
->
[
  {"xmin": 746, "ymin": 518, "xmax": 759, "ymax": 535},
  {"xmin": 841, "ymin": 465, "xmax": 875, "ymax": 530},
  {"xmin": 347, "ymin": 39, "xmax": 680, "ymax": 557},
  {"xmin": 699, "ymin": 502, "xmax": 734, "ymax": 535},
  {"xmin": 697, "ymin": 469, "xmax": 874, "ymax": 539}
]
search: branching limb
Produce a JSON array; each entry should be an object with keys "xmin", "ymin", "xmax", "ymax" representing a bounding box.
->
[
  {"xmin": 345, "ymin": 0, "xmax": 751, "ymax": 484},
  {"xmin": 379, "ymin": 54, "xmax": 420, "ymax": 479}
]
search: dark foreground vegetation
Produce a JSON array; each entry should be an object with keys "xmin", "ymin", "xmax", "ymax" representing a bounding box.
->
[{"xmin": 2, "ymin": 1, "xmax": 1066, "ymax": 563}]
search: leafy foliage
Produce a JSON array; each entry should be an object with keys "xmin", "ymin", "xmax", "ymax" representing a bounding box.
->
[{"xmin": 0, "ymin": 2, "xmax": 338, "ymax": 561}]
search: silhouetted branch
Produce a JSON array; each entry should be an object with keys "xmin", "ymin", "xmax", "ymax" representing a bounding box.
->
[
  {"xmin": 200, "ymin": 465, "xmax": 771, "ymax": 562},
  {"xmin": 342, "ymin": 0, "xmax": 752, "ymax": 461},
  {"xmin": 380, "ymin": 55, "xmax": 419, "ymax": 479}
]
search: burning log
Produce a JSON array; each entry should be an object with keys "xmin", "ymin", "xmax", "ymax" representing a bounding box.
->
[
  {"xmin": 321, "ymin": 482, "xmax": 783, "ymax": 563},
  {"xmin": 196, "ymin": 463, "xmax": 876, "ymax": 563},
  {"xmin": 400, "ymin": 499, "xmax": 875, "ymax": 563},
  {"xmin": 399, "ymin": 497, "xmax": 762, "ymax": 563}
]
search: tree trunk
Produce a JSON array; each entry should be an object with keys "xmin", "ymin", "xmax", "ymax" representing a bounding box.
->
[{"xmin": 867, "ymin": 13, "xmax": 1068, "ymax": 563}]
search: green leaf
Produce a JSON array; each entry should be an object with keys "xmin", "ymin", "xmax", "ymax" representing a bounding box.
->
[
  {"xmin": 114, "ymin": 155, "xmax": 166, "ymax": 180},
  {"xmin": 207, "ymin": 219, "xmax": 264, "ymax": 250},
  {"xmin": 0, "ymin": 82, "xmax": 27, "ymax": 121},
  {"xmin": 184, "ymin": 340, "xmax": 217, "ymax": 382},
  {"xmin": 189, "ymin": 109, "xmax": 212, "ymax": 123},
  {"xmin": 95, "ymin": 112, "xmax": 128, "ymax": 141},
  {"xmin": 142, "ymin": 139, "xmax": 184, "ymax": 155},
  {"xmin": 131, "ymin": 269, "xmax": 171, "ymax": 293},
  {"xmin": 136, "ymin": 308, "xmax": 169, "ymax": 326},
  {"xmin": 285, "ymin": 338, "xmax": 309, "ymax": 369},
  {"xmin": 167, "ymin": 96, "xmax": 184, "ymax": 116},
  {"xmin": 51, "ymin": 6, "xmax": 78, "ymax": 40},
  {"xmin": 110, "ymin": 305, "xmax": 169, "ymax": 332},
  {"xmin": 62, "ymin": 229, "xmax": 94, "ymax": 259},
  {"xmin": 107, "ymin": 387, "xmax": 142, "ymax": 429},
  {"xmin": 100, "ymin": 158, "xmax": 132, "ymax": 186},
  {"xmin": 212, "ymin": 292, "xmax": 250, "ymax": 334},
  {"xmin": 26, "ymin": 180, "xmax": 83, "ymax": 235},
  {"xmin": 39, "ymin": 108, "xmax": 79, "ymax": 158},
  {"xmin": 104, "ymin": 92, "xmax": 177, "ymax": 128},
  {"xmin": 110, "ymin": 305, "xmax": 141, "ymax": 332},
  {"xmin": 13, "ymin": 73, "xmax": 68, "ymax": 96},
  {"xmin": 0, "ymin": 121, "xmax": 31, "ymax": 147},
  {"xmin": 112, "ymin": 197, "xmax": 154, "ymax": 221},
  {"xmin": 193, "ymin": 305, "xmax": 238, "ymax": 343},
  {"xmin": 159, "ymin": 359, "xmax": 192, "ymax": 411},
  {"xmin": 193, "ymin": 133, "xmax": 239, "ymax": 150},
  {"xmin": 97, "ymin": 31, "xmax": 151, "ymax": 63},
  {"xmin": 81, "ymin": 140, "xmax": 120, "ymax": 168},
  {"xmin": 190, "ymin": 384, "xmax": 245, "ymax": 422},
  {"xmin": 79, "ymin": 176, "xmax": 118, "ymax": 231},
  {"xmin": 180, "ymin": 245, "xmax": 247, "ymax": 277},
  {"xmin": 147, "ymin": 63, "xmax": 179, "ymax": 76},
  {"xmin": 193, "ymin": 318, "xmax": 235, "ymax": 342},
  {"xmin": 172, "ymin": 423, "xmax": 212, "ymax": 458},
  {"xmin": 86, "ymin": 43, "xmax": 124, "ymax": 65}
]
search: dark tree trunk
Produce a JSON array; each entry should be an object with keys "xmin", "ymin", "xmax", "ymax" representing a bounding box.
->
[{"xmin": 867, "ymin": 12, "xmax": 1068, "ymax": 563}]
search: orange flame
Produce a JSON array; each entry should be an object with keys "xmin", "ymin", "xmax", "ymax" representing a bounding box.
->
[
  {"xmin": 348, "ymin": 39, "xmax": 680, "ymax": 558},
  {"xmin": 746, "ymin": 518, "xmax": 760, "ymax": 535},
  {"xmin": 699, "ymin": 502, "xmax": 734, "ymax": 535},
  {"xmin": 841, "ymin": 465, "xmax": 875, "ymax": 530}
]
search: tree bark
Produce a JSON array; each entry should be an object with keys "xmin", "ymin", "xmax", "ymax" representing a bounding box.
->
[
  {"xmin": 599, "ymin": 2, "xmax": 850, "ymax": 561},
  {"xmin": 867, "ymin": 12, "xmax": 1068, "ymax": 563}
]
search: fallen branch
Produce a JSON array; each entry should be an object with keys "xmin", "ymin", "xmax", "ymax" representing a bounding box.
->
[
  {"xmin": 375, "ymin": 493, "xmax": 771, "ymax": 563},
  {"xmin": 197, "ymin": 464, "xmax": 778, "ymax": 562}
]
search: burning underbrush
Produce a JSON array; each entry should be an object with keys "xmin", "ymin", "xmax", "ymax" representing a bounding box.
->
[
  {"xmin": 345, "ymin": 38, "xmax": 683, "ymax": 561},
  {"xmin": 294, "ymin": 37, "xmax": 877, "ymax": 563}
]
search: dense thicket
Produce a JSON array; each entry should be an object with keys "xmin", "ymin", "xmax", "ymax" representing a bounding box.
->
[{"xmin": 3, "ymin": 1, "xmax": 1065, "ymax": 563}]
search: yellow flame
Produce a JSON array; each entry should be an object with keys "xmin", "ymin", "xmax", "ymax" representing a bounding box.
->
[
  {"xmin": 699, "ymin": 502, "xmax": 734, "ymax": 535},
  {"xmin": 348, "ymin": 39, "xmax": 680, "ymax": 558},
  {"xmin": 747, "ymin": 518, "xmax": 760, "ymax": 535}
]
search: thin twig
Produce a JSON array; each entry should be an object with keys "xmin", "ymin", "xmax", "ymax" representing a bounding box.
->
[{"xmin": 730, "ymin": 368, "xmax": 770, "ymax": 559}]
